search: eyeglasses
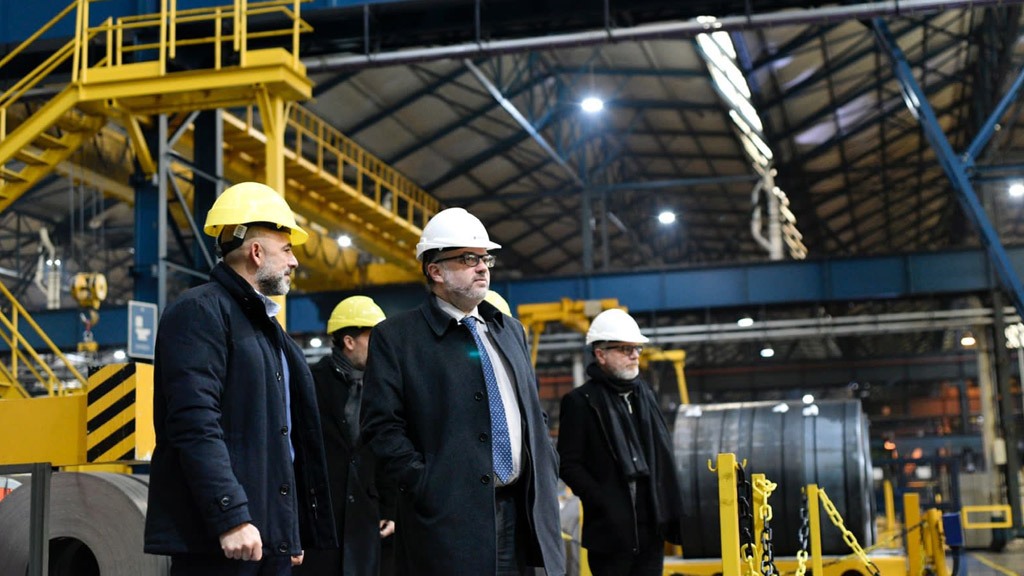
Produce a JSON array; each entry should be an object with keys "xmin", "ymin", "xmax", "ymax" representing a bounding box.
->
[
  {"xmin": 432, "ymin": 252, "xmax": 496, "ymax": 268},
  {"xmin": 601, "ymin": 345, "xmax": 644, "ymax": 356}
]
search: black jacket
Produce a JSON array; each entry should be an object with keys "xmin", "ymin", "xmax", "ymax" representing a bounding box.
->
[
  {"xmin": 144, "ymin": 263, "xmax": 336, "ymax": 557},
  {"xmin": 361, "ymin": 297, "xmax": 566, "ymax": 575},
  {"xmin": 558, "ymin": 369, "xmax": 684, "ymax": 554},
  {"xmin": 298, "ymin": 354, "xmax": 395, "ymax": 575}
]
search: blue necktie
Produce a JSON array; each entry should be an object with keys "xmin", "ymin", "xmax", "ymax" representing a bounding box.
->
[{"xmin": 463, "ymin": 316, "xmax": 514, "ymax": 483}]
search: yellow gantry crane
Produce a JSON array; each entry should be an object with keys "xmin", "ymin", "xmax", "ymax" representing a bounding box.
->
[
  {"xmin": 517, "ymin": 298, "xmax": 690, "ymax": 405},
  {"xmin": 0, "ymin": 0, "xmax": 438, "ymax": 293}
]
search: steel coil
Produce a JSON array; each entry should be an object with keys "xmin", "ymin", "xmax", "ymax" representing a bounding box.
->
[
  {"xmin": 0, "ymin": 472, "xmax": 169, "ymax": 575},
  {"xmin": 673, "ymin": 400, "xmax": 875, "ymax": 557}
]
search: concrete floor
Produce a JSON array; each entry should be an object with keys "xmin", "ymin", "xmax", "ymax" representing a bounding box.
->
[{"xmin": 964, "ymin": 548, "xmax": 1024, "ymax": 576}]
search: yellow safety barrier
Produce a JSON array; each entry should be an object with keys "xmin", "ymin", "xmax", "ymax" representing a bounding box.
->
[{"xmin": 960, "ymin": 505, "xmax": 1012, "ymax": 529}]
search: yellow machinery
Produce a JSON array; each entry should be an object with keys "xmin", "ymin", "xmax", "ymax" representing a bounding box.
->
[
  {"xmin": 517, "ymin": 298, "xmax": 690, "ymax": 404},
  {"xmin": 72, "ymin": 272, "xmax": 107, "ymax": 353},
  {"xmin": 0, "ymin": 1, "xmax": 441, "ymax": 293}
]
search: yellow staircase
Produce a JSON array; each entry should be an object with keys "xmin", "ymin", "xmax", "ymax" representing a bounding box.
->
[
  {"xmin": 0, "ymin": 279, "xmax": 89, "ymax": 400},
  {"xmin": 1, "ymin": 0, "xmax": 439, "ymax": 290},
  {"xmin": 1, "ymin": 0, "xmax": 312, "ymax": 215}
]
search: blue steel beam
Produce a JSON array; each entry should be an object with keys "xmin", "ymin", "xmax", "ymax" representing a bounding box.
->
[
  {"xmin": 12, "ymin": 244, "xmax": 1024, "ymax": 349},
  {"xmin": 962, "ymin": 65, "xmax": 1024, "ymax": 168},
  {"xmin": 874, "ymin": 18, "xmax": 1024, "ymax": 320}
]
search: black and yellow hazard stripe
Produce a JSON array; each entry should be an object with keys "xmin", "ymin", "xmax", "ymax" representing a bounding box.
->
[{"xmin": 86, "ymin": 363, "xmax": 139, "ymax": 463}]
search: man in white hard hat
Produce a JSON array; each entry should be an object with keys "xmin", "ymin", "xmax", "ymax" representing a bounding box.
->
[
  {"xmin": 145, "ymin": 182, "xmax": 336, "ymax": 575},
  {"xmin": 361, "ymin": 207, "xmax": 565, "ymax": 575},
  {"xmin": 297, "ymin": 296, "xmax": 396, "ymax": 576},
  {"xmin": 558, "ymin": 309, "xmax": 685, "ymax": 576}
]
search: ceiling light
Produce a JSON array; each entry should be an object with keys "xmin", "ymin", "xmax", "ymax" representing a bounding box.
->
[
  {"xmin": 309, "ymin": 337, "xmax": 322, "ymax": 348},
  {"xmin": 337, "ymin": 235, "xmax": 352, "ymax": 248},
  {"xmin": 802, "ymin": 394, "xmax": 814, "ymax": 404},
  {"xmin": 658, "ymin": 211, "xmax": 676, "ymax": 225},
  {"xmin": 737, "ymin": 316, "xmax": 754, "ymax": 328},
  {"xmin": 113, "ymin": 350, "xmax": 126, "ymax": 361},
  {"xmin": 960, "ymin": 332, "xmax": 976, "ymax": 347},
  {"xmin": 581, "ymin": 96, "xmax": 604, "ymax": 113},
  {"xmin": 1010, "ymin": 183, "xmax": 1024, "ymax": 198},
  {"xmin": 883, "ymin": 440, "xmax": 896, "ymax": 451},
  {"xmin": 760, "ymin": 344, "xmax": 774, "ymax": 358}
]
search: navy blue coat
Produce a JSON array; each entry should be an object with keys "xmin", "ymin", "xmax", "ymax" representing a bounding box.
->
[
  {"xmin": 144, "ymin": 263, "xmax": 336, "ymax": 557},
  {"xmin": 361, "ymin": 296, "xmax": 566, "ymax": 575}
]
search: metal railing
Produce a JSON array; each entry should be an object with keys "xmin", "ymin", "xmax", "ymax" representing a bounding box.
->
[
  {"xmin": 0, "ymin": 0, "xmax": 310, "ymax": 141},
  {"xmin": 0, "ymin": 281, "xmax": 88, "ymax": 398},
  {"xmin": 232, "ymin": 103, "xmax": 439, "ymax": 232}
]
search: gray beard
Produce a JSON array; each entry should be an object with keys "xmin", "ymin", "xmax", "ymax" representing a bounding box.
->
[
  {"xmin": 256, "ymin": 266, "xmax": 290, "ymax": 296},
  {"xmin": 609, "ymin": 366, "xmax": 639, "ymax": 381},
  {"xmin": 442, "ymin": 269, "xmax": 487, "ymax": 311}
]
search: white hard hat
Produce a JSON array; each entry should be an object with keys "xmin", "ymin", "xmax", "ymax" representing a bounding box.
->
[
  {"xmin": 416, "ymin": 207, "xmax": 501, "ymax": 261},
  {"xmin": 586, "ymin": 308, "xmax": 649, "ymax": 345}
]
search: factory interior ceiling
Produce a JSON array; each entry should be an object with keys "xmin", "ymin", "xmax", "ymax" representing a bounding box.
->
[{"xmin": 3, "ymin": 0, "xmax": 1024, "ymax": 373}]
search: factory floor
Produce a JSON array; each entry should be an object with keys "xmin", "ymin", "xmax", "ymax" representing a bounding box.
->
[{"xmin": 965, "ymin": 548, "xmax": 1023, "ymax": 576}]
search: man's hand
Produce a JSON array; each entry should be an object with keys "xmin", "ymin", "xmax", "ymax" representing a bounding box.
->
[
  {"xmin": 379, "ymin": 519, "xmax": 396, "ymax": 538},
  {"xmin": 291, "ymin": 552, "xmax": 304, "ymax": 566},
  {"xmin": 219, "ymin": 523, "xmax": 263, "ymax": 562}
]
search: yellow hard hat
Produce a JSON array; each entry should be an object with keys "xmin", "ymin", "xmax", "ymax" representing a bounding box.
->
[
  {"xmin": 204, "ymin": 182, "xmax": 308, "ymax": 246},
  {"xmin": 484, "ymin": 290, "xmax": 512, "ymax": 317},
  {"xmin": 327, "ymin": 296, "xmax": 386, "ymax": 334}
]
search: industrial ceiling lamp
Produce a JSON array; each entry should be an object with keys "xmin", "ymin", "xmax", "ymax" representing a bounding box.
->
[
  {"xmin": 581, "ymin": 62, "xmax": 604, "ymax": 114},
  {"xmin": 657, "ymin": 210, "xmax": 676, "ymax": 224},
  {"xmin": 337, "ymin": 234, "xmax": 352, "ymax": 248},
  {"xmin": 581, "ymin": 96, "xmax": 604, "ymax": 113},
  {"xmin": 1010, "ymin": 182, "xmax": 1024, "ymax": 198},
  {"xmin": 960, "ymin": 331, "xmax": 976, "ymax": 347},
  {"xmin": 309, "ymin": 337, "xmax": 323, "ymax": 348},
  {"xmin": 760, "ymin": 344, "xmax": 775, "ymax": 358},
  {"xmin": 737, "ymin": 315, "xmax": 754, "ymax": 327}
]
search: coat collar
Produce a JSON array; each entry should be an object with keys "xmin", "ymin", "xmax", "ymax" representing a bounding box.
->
[
  {"xmin": 211, "ymin": 262, "xmax": 275, "ymax": 327},
  {"xmin": 420, "ymin": 293, "xmax": 506, "ymax": 337}
]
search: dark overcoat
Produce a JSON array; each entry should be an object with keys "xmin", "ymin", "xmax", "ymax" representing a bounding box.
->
[
  {"xmin": 558, "ymin": 378, "xmax": 678, "ymax": 553},
  {"xmin": 361, "ymin": 296, "xmax": 566, "ymax": 575},
  {"xmin": 144, "ymin": 263, "xmax": 336, "ymax": 557},
  {"xmin": 299, "ymin": 355, "xmax": 393, "ymax": 576}
]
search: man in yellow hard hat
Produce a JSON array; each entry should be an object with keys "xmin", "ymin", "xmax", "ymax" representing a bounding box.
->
[
  {"xmin": 145, "ymin": 182, "xmax": 336, "ymax": 575},
  {"xmin": 297, "ymin": 296, "xmax": 396, "ymax": 576},
  {"xmin": 361, "ymin": 207, "xmax": 565, "ymax": 575}
]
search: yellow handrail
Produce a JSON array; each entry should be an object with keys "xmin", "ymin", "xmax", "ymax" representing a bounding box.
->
[
  {"xmin": 281, "ymin": 104, "xmax": 440, "ymax": 228},
  {"xmin": 0, "ymin": 280, "xmax": 89, "ymax": 397}
]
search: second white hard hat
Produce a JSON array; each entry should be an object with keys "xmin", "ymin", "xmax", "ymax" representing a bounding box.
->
[
  {"xmin": 416, "ymin": 207, "xmax": 501, "ymax": 261},
  {"xmin": 585, "ymin": 308, "xmax": 649, "ymax": 345}
]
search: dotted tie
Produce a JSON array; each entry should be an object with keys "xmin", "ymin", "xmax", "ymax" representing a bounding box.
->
[{"xmin": 463, "ymin": 316, "xmax": 514, "ymax": 484}]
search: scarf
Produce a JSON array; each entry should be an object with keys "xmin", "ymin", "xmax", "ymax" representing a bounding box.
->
[
  {"xmin": 587, "ymin": 362, "xmax": 686, "ymax": 533},
  {"xmin": 330, "ymin": 348, "xmax": 363, "ymax": 446}
]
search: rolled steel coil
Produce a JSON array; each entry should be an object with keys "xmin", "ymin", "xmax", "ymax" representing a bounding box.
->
[
  {"xmin": 0, "ymin": 472, "xmax": 169, "ymax": 575},
  {"xmin": 673, "ymin": 400, "xmax": 875, "ymax": 557}
]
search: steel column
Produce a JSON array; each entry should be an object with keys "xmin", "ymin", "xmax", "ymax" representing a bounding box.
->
[
  {"xmin": 157, "ymin": 114, "xmax": 169, "ymax": 313},
  {"xmin": 258, "ymin": 89, "xmax": 288, "ymax": 326},
  {"xmin": 193, "ymin": 110, "xmax": 223, "ymax": 275},
  {"xmin": 874, "ymin": 18, "xmax": 1024, "ymax": 320}
]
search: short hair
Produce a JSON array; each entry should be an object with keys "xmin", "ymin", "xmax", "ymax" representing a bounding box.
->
[{"xmin": 331, "ymin": 326, "xmax": 367, "ymax": 348}]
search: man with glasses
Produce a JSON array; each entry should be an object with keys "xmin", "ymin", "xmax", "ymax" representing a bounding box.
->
[
  {"xmin": 361, "ymin": 208, "xmax": 565, "ymax": 576},
  {"xmin": 558, "ymin": 309, "xmax": 685, "ymax": 576}
]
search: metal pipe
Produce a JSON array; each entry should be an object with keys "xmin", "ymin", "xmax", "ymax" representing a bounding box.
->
[
  {"xmin": 534, "ymin": 306, "xmax": 1015, "ymax": 350},
  {"xmin": 303, "ymin": 0, "xmax": 1024, "ymax": 73}
]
